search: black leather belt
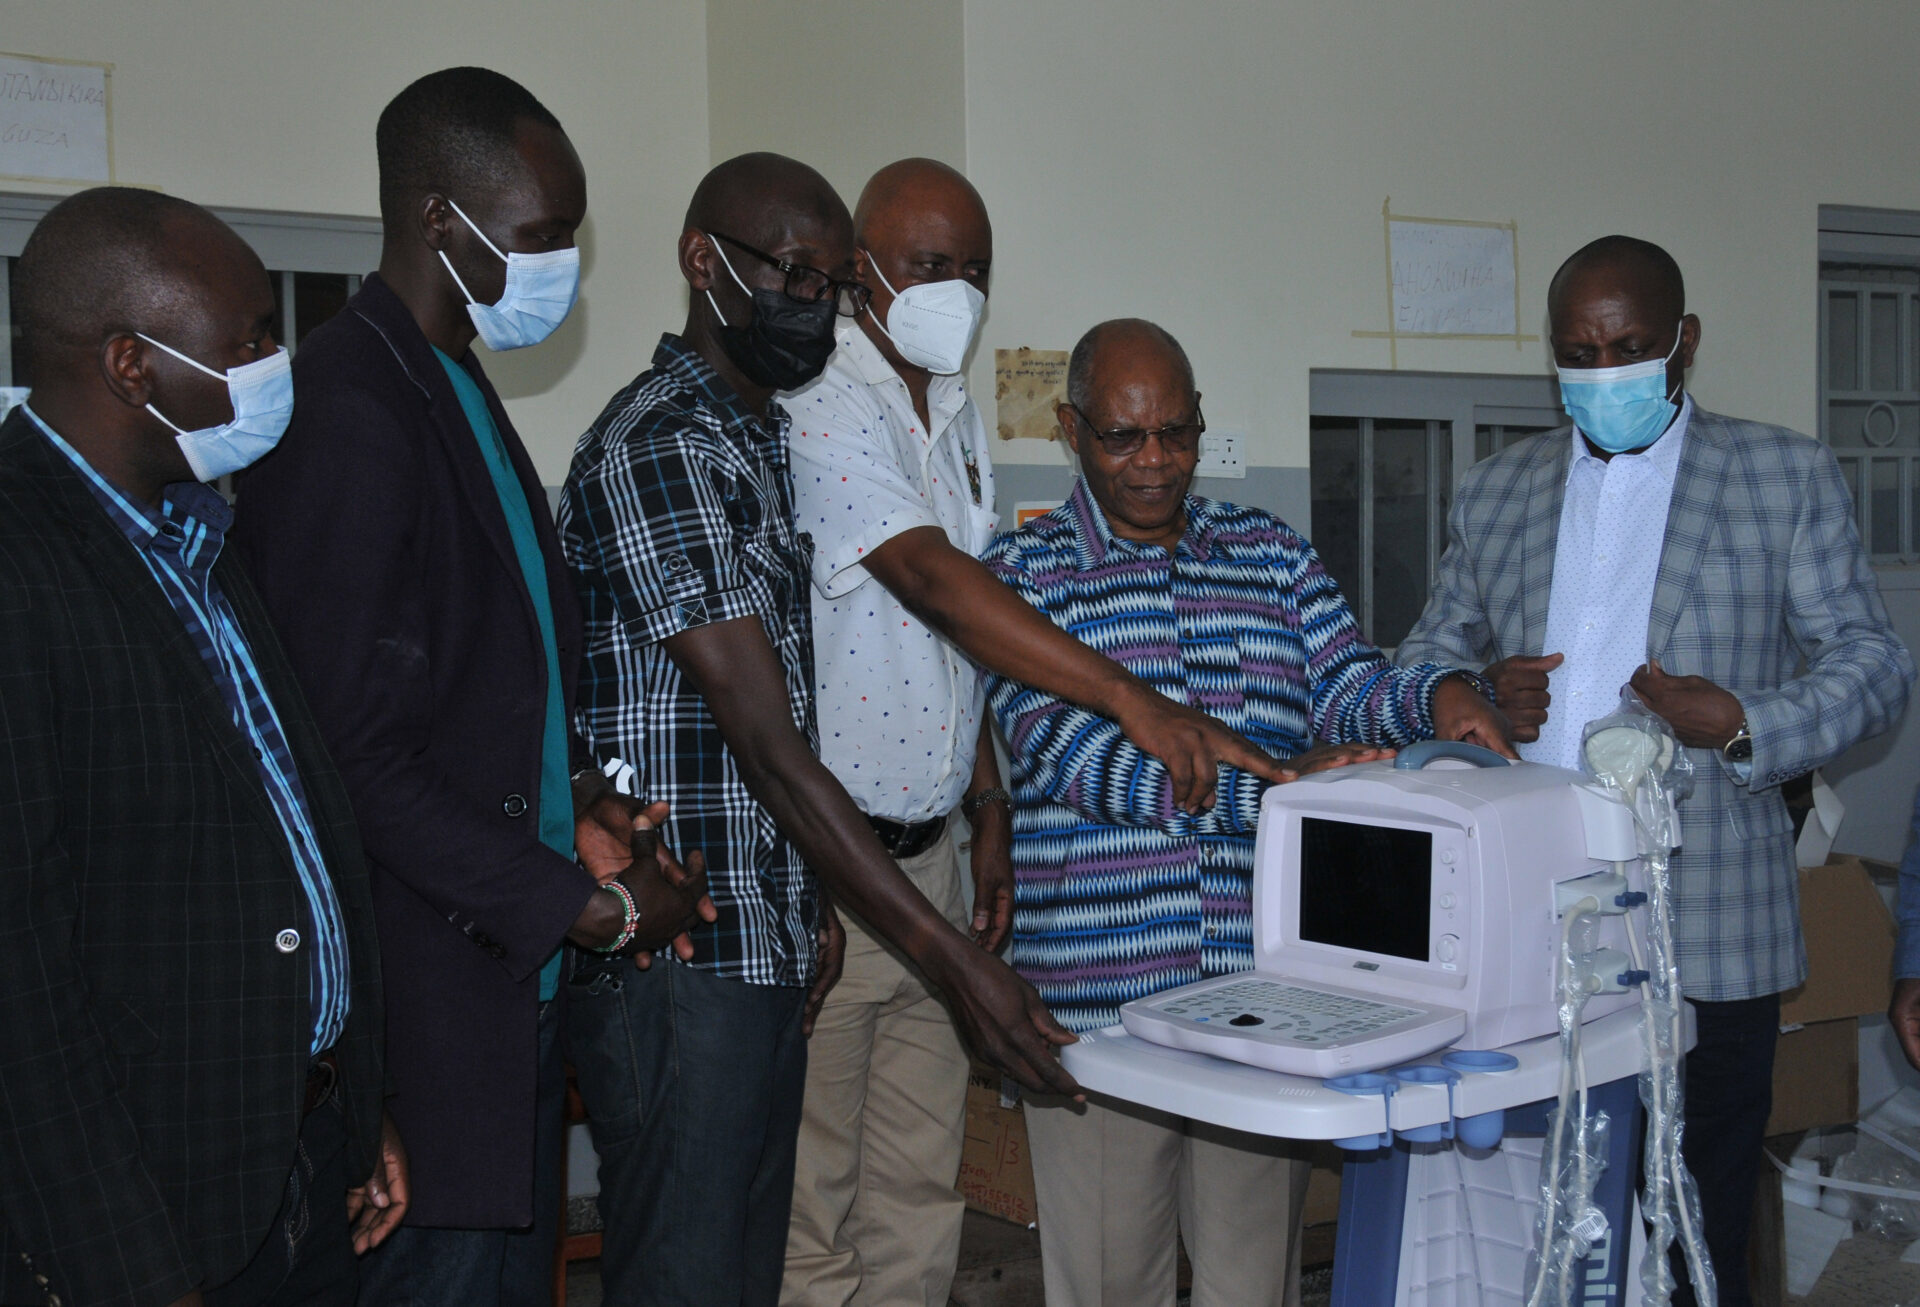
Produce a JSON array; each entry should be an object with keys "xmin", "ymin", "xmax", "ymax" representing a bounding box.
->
[
  {"xmin": 305, "ymin": 1052, "xmax": 339, "ymax": 1114},
  {"xmin": 866, "ymin": 812, "xmax": 948, "ymax": 860}
]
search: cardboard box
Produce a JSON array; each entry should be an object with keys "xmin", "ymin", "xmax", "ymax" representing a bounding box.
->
[
  {"xmin": 1778, "ymin": 855, "xmax": 1896, "ymax": 1026},
  {"xmin": 959, "ymin": 1061, "xmax": 1037, "ymax": 1226},
  {"xmin": 1766, "ymin": 1018, "xmax": 1860, "ymax": 1135},
  {"xmin": 1766, "ymin": 855, "xmax": 1896, "ymax": 1135}
]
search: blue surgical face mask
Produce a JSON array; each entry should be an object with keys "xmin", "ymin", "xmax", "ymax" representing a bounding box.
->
[
  {"xmin": 1555, "ymin": 323, "xmax": 1685, "ymax": 454},
  {"xmin": 138, "ymin": 333, "xmax": 294, "ymax": 481},
  {"xmin": 439, "ymin": 197, "xmax": 581, "ymax": 351}
]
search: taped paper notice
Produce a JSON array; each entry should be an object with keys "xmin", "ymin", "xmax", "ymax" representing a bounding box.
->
[
  {"xmin": 1390, "ymin": 219, "xmax": 1516, "ymax": 335},
  {"xmin": 1353, "ymin": 199, "xmax": 1533, "ymax": 367},
  {"xmin": 995, "ymin": 348, "xmax": 1069, "ymax": 441},
  {"xmin": 0, "ymin": 52, "xmax": 112, "ymax": 185}
]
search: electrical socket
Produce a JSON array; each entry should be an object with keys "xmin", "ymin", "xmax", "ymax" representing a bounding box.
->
[{"xmin": 1195, "ymin": 430, "xmax": 1246, "ymax": 479}]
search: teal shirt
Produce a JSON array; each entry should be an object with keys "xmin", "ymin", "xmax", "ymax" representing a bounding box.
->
[{"xmin": 436, "ymin": 349, "xmax": 572, "ymax": 1001}]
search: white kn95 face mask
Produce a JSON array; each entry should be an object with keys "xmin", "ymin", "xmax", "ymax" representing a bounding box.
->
[{"xmin": 862, "ymin": 252, "xmax": 985, "ymax": 375}]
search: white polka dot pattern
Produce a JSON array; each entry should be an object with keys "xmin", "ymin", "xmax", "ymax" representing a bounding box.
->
[
  {"xmin": 785, "ymin": 322, "xmax": 1000, "ymax": 821},
  {"xmin": 1523, "ymin": 400, "xmax": 1691, "ymax": 770}
]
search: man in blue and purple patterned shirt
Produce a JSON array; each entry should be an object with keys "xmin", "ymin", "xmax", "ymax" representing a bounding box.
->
[{"xmin": 982, "ymin": 317, "xmax": 1512, "ymax": 1307}]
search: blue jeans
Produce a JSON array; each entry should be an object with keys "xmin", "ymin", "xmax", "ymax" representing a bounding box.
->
[
  {"xmin": 568, "ymin": 956, "xmax": 808, "ymax": 1307},
  {"xmin": 356, "ymin": 998, "xmax": 566, "ymax": 1307}
]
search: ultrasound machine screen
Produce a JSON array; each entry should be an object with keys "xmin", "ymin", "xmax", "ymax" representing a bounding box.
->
[{"xmin": 1298, "ymin": 817, "xmax": 1432, "ymax": 963}]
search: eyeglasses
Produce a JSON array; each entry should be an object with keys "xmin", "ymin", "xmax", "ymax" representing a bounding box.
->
[
  {"xmin": 1065, "ymin": 403, "xmax": 1206, "ymax": 458},
  {"xmin": 708, "ymin": 231, "xmax": 871, "ymax": 317}
]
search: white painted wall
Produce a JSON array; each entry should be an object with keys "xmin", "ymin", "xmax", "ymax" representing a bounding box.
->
[
  {"xmin": 707, "ymin": 0, "xmax": 965, "ymax": 207},
  {"xmin": 964, "ymin": 0, "xmax": 1920, "ymax": 471},
  {"xmin": 0, "ymin": 0, "xmax": 711, "ymax": 481}
]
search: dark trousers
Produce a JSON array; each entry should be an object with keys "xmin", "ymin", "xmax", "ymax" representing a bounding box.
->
[
  {"xmin": 356, "ymin": 997, "xmax": 566, "ymax": 1307},
  {"xmin": 568, "ymin": 957, "xmax": 808, "ymax": 1307},
  {"xmin": 205, "ymin": 1080, "xmax": 357, "ymax": 1307},
  {"xmin": 1671, "ymin": 993, "xmax": 1780, "ymax": 1307}
]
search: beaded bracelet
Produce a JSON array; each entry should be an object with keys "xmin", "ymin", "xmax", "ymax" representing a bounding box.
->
[{"xmin": 597, "ymin": 880, "xmax": 639, "ymax": 954}]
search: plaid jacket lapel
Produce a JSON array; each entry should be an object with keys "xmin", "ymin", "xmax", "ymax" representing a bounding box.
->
[
  {"xmin": 1646, "ymin": 411, "xmax": 1732, "ymax": 660},
  {"xmin": 1519, "ymin": 434, "xmax": 1570, "ymax": 656},
  {"xmin": 8, "ymin": 418, "xmax": 292, "ymax": 855}
]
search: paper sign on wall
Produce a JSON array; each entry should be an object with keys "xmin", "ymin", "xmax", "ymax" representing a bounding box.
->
[
  {"xmin": 994, "ymin": 347, "xmax": 1069, "ymax": 441},
  {"xmin": 1354, "ymin": 199, "xmax": 1534, "ymax": 367},
  {"xmin": 0, "ymin": 52, "xmax": 113, "ymax": 186},
  {"xmin": 1390, "ymin": 220, "xmax": 1515, "ymax": 335}
]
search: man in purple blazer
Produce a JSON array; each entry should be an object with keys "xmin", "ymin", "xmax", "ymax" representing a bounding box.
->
[{"xmin": 236, "ymin": 68, "xmax": 709, "ymax": 1307}]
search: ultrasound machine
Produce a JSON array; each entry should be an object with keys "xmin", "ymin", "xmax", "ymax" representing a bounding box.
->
[{"xmin": 1058, "ymin": 741, "xmax": 1692, "ymax": 1307}]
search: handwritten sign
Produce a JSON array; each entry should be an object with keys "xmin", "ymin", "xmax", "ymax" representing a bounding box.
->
[
  {"xmin": 994, "ymin": 347, "xmax": 1069, "ymax": 441},
  {"xmin": 1353, "ymin": 201, "xmax": 1532, "ymax": 367},
  {"xmin": 1389, "ymin": 219, "xmax": 1516, "ymax": 336},
  {"xmin": 0, "ymin": 53, "xmax": 112, "ymax": 185}
]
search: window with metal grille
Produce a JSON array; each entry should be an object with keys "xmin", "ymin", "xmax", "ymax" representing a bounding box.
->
[
  {"xmin": 1309, "ymin": 369, "xmax": 1562, "ymax": 649},
  {"xmin": 1819, "ymin": 206, "xmax": 1920, "ymax": 565},
  {"xmin": 0, "ymin": 193, "xmax": 379, "ymax": 426}
]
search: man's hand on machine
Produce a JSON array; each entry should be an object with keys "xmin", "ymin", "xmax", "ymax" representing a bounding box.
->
[
  {"xmin": 1433, "ymin": 673, "xmax": 1518, "ymax": 758},
  {"xmin": 1628, "ymin": 659, "xmax": 1744, "ymax": 751},
  {"xmin": 1275, "ymin": 742, "xmax": 1395, "ymax": 780},
  {"xmin": 1483, "ymin": 653, "xmax": 1563, "ymax": 743},
  {"xmin": 923, "ymin": 931, "xmax": 1084, "ymax": 1099},
  {"xmin": 1111, "ymin": 680, "xmax": 1293, "ymax": 814},
  {"xmin": 1889, "ymin": 979, "xmax": 1920, "ymax": 1073}
]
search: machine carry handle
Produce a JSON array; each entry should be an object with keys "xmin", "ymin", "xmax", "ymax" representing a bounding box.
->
[{"xmin": 1393, "ymin": 740, "xmax": 1512, "ymax": 771}]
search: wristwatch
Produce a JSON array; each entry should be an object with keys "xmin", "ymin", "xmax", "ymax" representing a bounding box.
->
[
  {"xmin": 961, "ymin": 786, "xmax": 1011, "ymax": 819},
  {"xmin": 1722, "ymin": 717, "xmax": 1754, "ymax": 763},
  {"xmin": 1449, "ymin": 669, "xmax": 1498, "ymax": 706}
]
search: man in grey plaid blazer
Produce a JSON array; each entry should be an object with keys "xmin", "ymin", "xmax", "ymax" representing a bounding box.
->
[{"xmin": 1398, "ymin": 236, "xmax": 1912, "ymax": 1306}]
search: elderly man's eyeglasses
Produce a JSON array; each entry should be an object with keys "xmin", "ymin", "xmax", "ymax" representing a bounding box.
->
[
  {"xmin": 708, "ymin": 231, "xmax": 871, "ymax": 317},
  {"xmin": 1066, "ymin": 403, "xmax": 1206, "ymax": 458}
]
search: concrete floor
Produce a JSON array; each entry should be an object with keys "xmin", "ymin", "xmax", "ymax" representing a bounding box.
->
[
  {"xmin": 561, "ymin": 1210, "xmax": 1336, "ymax": 1306},
  {"xmin": 558, "ymin": 1206, "xmax": 1908, "ymax": 1304},
  {"xmin": 1788, "ymin": 1231, "xmax": 1920, "ymax": 1306}
]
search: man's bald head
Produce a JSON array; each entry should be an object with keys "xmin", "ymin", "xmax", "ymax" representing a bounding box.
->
[
  {"xmin": 15, "ymin": 187, "xmax": 258, "ymax": 371},
  {"xmin": 686, "ymin": 152, "xmax": 847, "ymax": 252},
  {"xmin": 1067, "ymin": 318, "xmax": 1196, "ymax": 416},
  {"xmin": 853, "ymin": 158, "xmax": 987, "ymax": 248},
  {"xmin": 1548, "ymin": 235, "xmax": 1686, "ymax": 333}
]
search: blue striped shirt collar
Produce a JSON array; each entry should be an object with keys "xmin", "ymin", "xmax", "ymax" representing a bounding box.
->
[{"xmin": 23, "ymin": 403, "xmax": 232, "ymax": 572}]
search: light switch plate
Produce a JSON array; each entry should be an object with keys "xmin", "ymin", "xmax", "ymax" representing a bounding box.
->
[{"xmin": 1196, "ymin": 429, "xmax": 1246, "ymax": 479}]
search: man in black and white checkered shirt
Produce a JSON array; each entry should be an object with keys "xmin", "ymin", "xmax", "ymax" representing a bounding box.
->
[{"xmin": 558, "ymin": 153, "xmax": 1087, "ymax": 1305}]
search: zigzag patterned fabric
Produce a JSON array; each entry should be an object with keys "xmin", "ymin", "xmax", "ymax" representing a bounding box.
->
[{"xmin": 982, "ymin": 479, "xmax": 1455, "ymax": 1032}]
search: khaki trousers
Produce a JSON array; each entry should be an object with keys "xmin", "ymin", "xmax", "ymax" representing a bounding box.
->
[
  {"xmin": 782, "ymin": 830, "xmax": 971, "ymax": 1307},
  {"xmin": 1024, "ymin": 1091, "xmax": 1313, "ymax": 1307}
]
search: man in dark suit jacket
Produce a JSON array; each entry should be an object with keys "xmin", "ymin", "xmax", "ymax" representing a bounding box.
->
[
  {"xmin": 0, "ymin": 190, "xmax": 399, "ymax": 1306},
  {"xmin": 235, "ymin": 69, "xmax": 708, "ymax": 1307}
]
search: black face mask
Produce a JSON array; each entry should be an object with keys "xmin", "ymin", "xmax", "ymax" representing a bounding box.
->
[{"xmin": 714, "ymin": 286, "xmax": 838, "ymax": 391}]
